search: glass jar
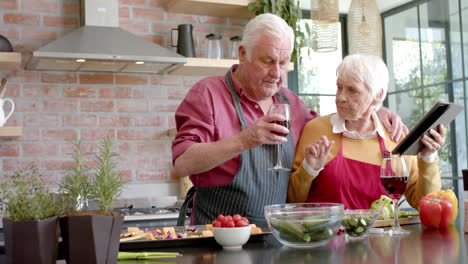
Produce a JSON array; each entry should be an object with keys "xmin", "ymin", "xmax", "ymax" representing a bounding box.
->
[
  {"xmin": 206, "ymin": 33, "xmax": 223, "ymax": 59},
  {"xmin": 228, "ymin": 36, "xmax": 242, "ymax": 59}
]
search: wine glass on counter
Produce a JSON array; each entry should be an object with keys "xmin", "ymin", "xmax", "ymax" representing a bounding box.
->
[
  {"xmin": 380, "ymin": 156, "xmax": 410, "ymax": 236},
  {"xmin": 268, "ymin": 103, "xmax": 291, "ymax": 171}
]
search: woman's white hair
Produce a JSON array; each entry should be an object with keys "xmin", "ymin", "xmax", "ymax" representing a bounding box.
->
[
  {"xmin": 241, "ymin": 13, "xmax": 294, "ymax": 61},
  {"xmin": 336, "ymin": 54, "xmax": 389, "ymax": 110}
]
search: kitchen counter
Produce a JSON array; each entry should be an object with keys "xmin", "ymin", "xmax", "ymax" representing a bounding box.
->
[
  {"xmin": 118, "ymin": 218, "xmax": 468, "ymax": 264},
  {"xmin": 1, "ymin": 218, "xmax": 466, "ymax": 263}
]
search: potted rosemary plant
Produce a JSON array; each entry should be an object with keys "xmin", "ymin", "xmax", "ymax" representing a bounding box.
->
[
  {"xmin": 0, "ymin": 165, "xmax": 63, "ymax": 264},
  {"xmin": 59, "ymin": 138, "xmax": 128, "ymax": 264}
]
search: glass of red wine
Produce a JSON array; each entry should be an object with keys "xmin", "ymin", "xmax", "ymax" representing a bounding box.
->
[
  {"xmin": 268, "ymin": 103, "xmax": 291, "ymax": 171},
  {"xmin": 380, "ymin": 156, "xmax": 410, "ymax": 236}
]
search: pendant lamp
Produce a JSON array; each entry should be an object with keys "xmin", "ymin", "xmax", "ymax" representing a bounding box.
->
[
  {"xmin": 348, "ymin": 0, "xmax": 382, "ymax": 57},
  {"xmin": 310, "ymin": 0, "xmax": 339, "ymax": 52}
]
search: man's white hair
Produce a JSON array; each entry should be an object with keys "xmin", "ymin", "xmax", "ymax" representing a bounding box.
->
[
  {"xmin": 241, "ymin": 13, "xmax": 294, "ymax": 61},
  {"xmin": 336, "ymin": 54, "xmax": 389, "ymax": 110}
]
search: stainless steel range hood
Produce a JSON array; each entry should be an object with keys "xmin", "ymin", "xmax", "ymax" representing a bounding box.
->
[{"xmin": 26, "ymin": 0, "xmax": 186, "ymax": 74}]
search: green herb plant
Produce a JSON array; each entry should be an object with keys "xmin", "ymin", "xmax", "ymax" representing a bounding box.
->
[
  {"xmin": 60, "ymin": 138, "xmax": 92, "ymax": 212},
  {"xmin": 0, "ymin": 166, "xmax": 61, "ymax": 221},
  {"xmin": 247, "ymin": 0, "xmax": 307, "ymax": 63},
  {"xmin": 91, "ymin": 138, "xmax": 128, "ymax": 212}
]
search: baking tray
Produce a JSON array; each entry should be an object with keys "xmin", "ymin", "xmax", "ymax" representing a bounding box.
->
[{"xmin": 119, "ymin": 226, "xmax": 271, "ymax": 250}]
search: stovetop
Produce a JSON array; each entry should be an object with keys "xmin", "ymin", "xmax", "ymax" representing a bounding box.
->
[
  {"xmin": 114, "ymin": 205, "xmax": 183, "ymax": 221},
  {"xmin": 114, "ymin": 205, "xmax": 180, "ymax": 215}
]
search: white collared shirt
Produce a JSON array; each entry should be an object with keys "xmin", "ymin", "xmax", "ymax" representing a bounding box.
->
[
  {"xmin": 331, "ymin": 111, "xmax": 387, "ymax": 140},
  {"xmin": 302, "ymin": 112, "xmax": 437, "ymax": 176}
]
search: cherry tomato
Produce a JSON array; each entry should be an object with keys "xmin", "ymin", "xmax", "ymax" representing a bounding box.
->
[
  {"xmin": 236, "ymin": 220, "xmax": 249, "ymax": 227},
  {"xmin": 212, "ymin": 220, "xmax": 222, "ymax": 228},
  {"xmin": 217, "ymin": 214, "xmax": 224, "ymax": 221},
  {"xmin": 225, "ymin": 221, "xmax": 236, "ymax": 228},
  {"xmin": 233, "ymin": 214, "xmax": 242, "ymax": 222}
]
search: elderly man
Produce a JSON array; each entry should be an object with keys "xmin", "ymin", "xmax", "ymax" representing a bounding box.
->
[{"xmin": 173, "ymin": 14, "xmax": 404, "ymax": 226}]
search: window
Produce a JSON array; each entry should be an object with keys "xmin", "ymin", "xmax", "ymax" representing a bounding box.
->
[
  {"xmin": 383, "ymin": 0, "xmax": 468, "ymax": 192},
  {"xmin": 289, "ymin": 13, "xmax": 347, "ymax": 116}
]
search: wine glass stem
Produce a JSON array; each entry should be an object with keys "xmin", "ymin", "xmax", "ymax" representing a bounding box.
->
[
  {"xmin": 276, "ymin": 143, "xmax": 282, "ymax": 167},
  {"xmin": 392, "ymin": 199, "xmax": 401, "ymax": 229}
]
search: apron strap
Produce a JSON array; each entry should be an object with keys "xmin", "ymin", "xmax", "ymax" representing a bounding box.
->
[{"xmin": 177, "ymin": 186, "xmax": 196, "ymax": 226}]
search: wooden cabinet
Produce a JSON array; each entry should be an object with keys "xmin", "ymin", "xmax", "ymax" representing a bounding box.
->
[
  {"xmin": 165, "ymin": 0, "xmax": 254, "ymax": 19},
  {"xmin": 0, "ymin": 127, "xmax": 22, "ymax": 138},
  {"xmin": 0, "ymin": 52, "xmax": 21, "ymax": 71}
]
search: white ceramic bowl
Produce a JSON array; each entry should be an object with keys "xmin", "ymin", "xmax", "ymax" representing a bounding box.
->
[{"xmin": 212, "ymin": 226, "xmax": 251, "ymax": 250}]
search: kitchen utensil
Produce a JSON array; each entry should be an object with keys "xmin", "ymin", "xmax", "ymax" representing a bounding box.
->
[
  {"xmin": 206, "ymin": 33, "xmax": 223, "ymax": 59},
  {"xmin": 171, "ymin": 24, "xmax": 196, "ymax": 57},
  {"xmin": 0, "ymin": 78, "xmax": 7, "ymax": 98},
  {"xmin": 0, "ymin": 98, "xmax": 15, "ymax": 127},
  {"xmin": 228, "ymin": 36, "xmax": 242, "ymax": 59},
  {"xmin": 0, "ymin": 34, "xmax": 13, "ymax": 52}
]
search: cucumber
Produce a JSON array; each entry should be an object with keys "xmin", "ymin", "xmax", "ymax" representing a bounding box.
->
[
  {"xmin": 272, "ymin": 221, "xmax": 311, "ymax": 242},
  {"xmin": 307, "ymin": 228, "xmax": 333, "ymax": 242},
  {"xmin": 342, "ymin": 215, "xmax": 372, "ymax": 237}
]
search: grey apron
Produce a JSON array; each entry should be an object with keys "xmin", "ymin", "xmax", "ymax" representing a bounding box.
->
[{"xmin": 177, "ymin": 71, "xmax": 295, "ymax": 227}]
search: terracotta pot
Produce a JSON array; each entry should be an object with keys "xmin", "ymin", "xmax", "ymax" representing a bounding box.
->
[
  {"xmin": 59, "ymin": 214, "xmax": 124, "ymax": 264},
  {"xmin": 2, "ymin": 216, "xmax": 58, "ymax": 264}
]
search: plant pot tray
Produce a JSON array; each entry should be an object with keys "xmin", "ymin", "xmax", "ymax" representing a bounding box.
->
[
  {"xmin": 372, "ymin": 216, "xmax": 421, "ymax": 228},
  {"xmin": 119, "ymin": 225, "xmax": 270, "ymax": 250}
]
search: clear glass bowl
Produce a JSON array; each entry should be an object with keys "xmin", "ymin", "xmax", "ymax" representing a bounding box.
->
[
  {"xmin": 264, "ymin": 203, "xmax": 344, "ymax": 248},
  {"xmin": 342, "ymin": 209, "xmax": 381, "ymax": 240}
]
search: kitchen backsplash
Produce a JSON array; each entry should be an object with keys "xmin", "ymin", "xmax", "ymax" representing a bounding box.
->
[{"xmin": 0, "ymin": 0, "xmax": 247, "ymax": 201}]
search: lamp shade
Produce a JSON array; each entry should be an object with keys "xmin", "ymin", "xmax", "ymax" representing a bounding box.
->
[
  {"xmin": 310, "ymin": 0, "xmax": 339, "ymax": 52},
  {"xmin": 348, "ymin": 0, "xmax": 382, "ymax": 57}
]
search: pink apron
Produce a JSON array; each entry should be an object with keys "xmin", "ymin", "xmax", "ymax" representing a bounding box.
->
[{"xmin": 306, "ymin": 133, "xmax": 389, "ymax": 209}]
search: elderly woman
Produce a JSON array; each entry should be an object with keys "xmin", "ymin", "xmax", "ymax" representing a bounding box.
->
[{"xmin": 288, "ymin": 54, "xmax": 444, "ymax": 209}]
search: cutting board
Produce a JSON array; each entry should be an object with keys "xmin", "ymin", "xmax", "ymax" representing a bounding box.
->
[{"xmin": 372, "ymin": 216, "xmax": 420, "ymax": 227}]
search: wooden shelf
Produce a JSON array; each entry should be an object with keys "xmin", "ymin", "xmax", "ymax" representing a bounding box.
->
[
  {"xmin": 165, "ymin": 0, "xmax": 254, "ymax": 19},
  {"xmin": 0, "ymin": 52, "xmax": 21, "ymax": 71},
  {"xmin": 168, "ymin": 58, "xmax": 238, "ymax": 75},
  {"xmin": 0, "ymin": 127, "xmax": 22, "ymax": 137},
  {"xmin": 168, "ymin": 57, "xmax": 294, "ymax": 75}
]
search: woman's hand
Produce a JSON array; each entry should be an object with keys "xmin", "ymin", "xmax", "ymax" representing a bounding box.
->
[
  {"xmin": 419, "ymin": 124, "xmax": 446, "ymax": 156},
  {"xmin": 305, "ymin": 136, "xmax": 335, "ymax": 170}
]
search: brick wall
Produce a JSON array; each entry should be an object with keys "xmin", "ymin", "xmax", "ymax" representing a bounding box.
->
[{"xmin": 0, "ymin": 0, "xmax": 247, "ymax": 203}]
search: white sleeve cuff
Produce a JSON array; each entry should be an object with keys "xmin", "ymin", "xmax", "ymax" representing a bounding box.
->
[
  {"xmin": 417, "ymin": 151, "xmax": 437, "ymax": 163},
  {"xmin": 302, "ymin": 159, "xmax": 323, "ymax": 177}
]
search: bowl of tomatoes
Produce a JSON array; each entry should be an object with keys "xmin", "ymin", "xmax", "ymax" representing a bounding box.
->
[{"xmin": 211, "ymin": 214, "xmax": 251, "ymax": 250}]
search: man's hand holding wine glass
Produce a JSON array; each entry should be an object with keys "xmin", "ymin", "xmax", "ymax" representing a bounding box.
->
[{"xmin": 239, "ymin": 113, "xmax": 290, "ymax": 149}]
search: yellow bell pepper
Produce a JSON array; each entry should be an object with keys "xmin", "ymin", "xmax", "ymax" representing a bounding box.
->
[{"xmin": 427, "ymin": 189, "xmax": 458, "ymax": 223}]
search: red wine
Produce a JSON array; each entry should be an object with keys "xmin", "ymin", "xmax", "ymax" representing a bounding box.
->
[
  {"xmin": 380, "ymin": 176, "xmax": 408, "ymax": 200},
  {"xmin": 273, "ymin": 120, "xmax": 290, "ymax": 136}
]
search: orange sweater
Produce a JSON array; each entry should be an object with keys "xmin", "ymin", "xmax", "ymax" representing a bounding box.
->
[{"xmin": 288, "ymin": 114, "xmax": 441, "ymax": 209}]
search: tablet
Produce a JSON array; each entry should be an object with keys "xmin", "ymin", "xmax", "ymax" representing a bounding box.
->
[{"xmin": 391, "ymin": 101, "xmax": 463, "ymax": 155}]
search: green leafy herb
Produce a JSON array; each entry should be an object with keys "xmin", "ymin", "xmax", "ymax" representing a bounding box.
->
[
  {"xmin": 60, "ymin": 138, "xmax": 92, "ymax": 212},
  {"xmin": 91, "ymin": 138, "xmax": 128, "ymax": 212},
  {"xmin": 0, "ymin": 165, "xmax": 62, "ymax": 221}
]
